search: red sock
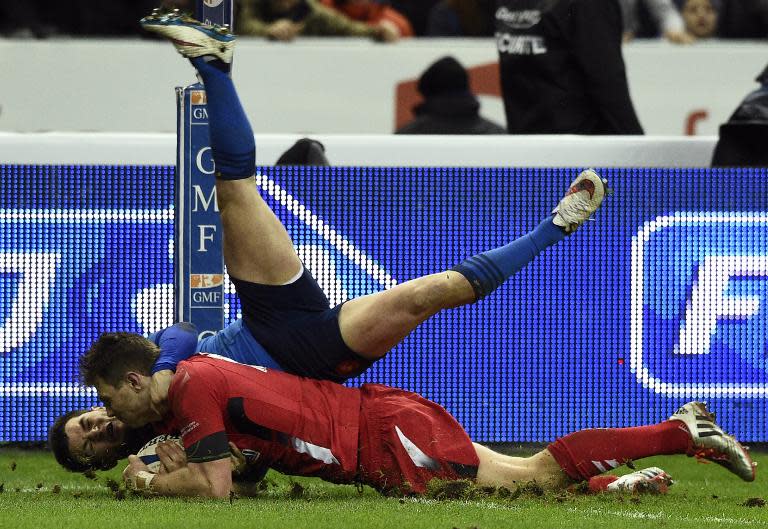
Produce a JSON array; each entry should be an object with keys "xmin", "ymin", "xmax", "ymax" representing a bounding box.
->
[
  {"xmin": 547, "ymin": 420, "xmax": 691, "ymax": 481},
  {"xmin": 587, "ymin": 475, "xmax": 618, "ymax": 492}
]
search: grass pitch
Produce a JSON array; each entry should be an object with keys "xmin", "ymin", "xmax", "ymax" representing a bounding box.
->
[{"xmin": 0, "ymin": 448, "xmax": 766, "ymax": 529}]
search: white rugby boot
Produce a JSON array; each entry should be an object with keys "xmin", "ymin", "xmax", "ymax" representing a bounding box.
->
[
  {"xmin": 140, "ymin": 8, "xmax": 235, "ymax": 64},
  {"xmin": 669, "ymin": 401, "xmax": 756, "ymax": 482},
  {"xmin": 551, "ymin": 169, "xmax": 609, "ymax": 234}
]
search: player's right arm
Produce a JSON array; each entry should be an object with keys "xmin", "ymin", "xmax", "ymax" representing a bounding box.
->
[{"xmin": 148, "ymin": 322, "xmax": 199, "ymax": 407}]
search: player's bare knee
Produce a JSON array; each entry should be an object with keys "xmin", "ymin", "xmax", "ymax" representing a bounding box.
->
[{"xmin": 405, "ymin": 277, "xmax": 450, "ymax": 317}]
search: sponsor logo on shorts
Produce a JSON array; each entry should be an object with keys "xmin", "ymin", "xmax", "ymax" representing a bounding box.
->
[
  {"xmin": 203, "ymin": 0, "xmax": 224, "ymax": 7},
  {"xmin": 334, "ymin": 358, "xmax": 363, "ymax": 377}
]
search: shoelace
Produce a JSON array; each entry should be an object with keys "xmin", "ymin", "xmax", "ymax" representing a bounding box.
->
[{"xmin": 557, "ymin": 194, "xmax": 595, "ymax": 227}]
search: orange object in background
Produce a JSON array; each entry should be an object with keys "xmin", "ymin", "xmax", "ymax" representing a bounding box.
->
[{"xmin": 320, "ymin": 0, "xmax": 414, "ymax": 37}]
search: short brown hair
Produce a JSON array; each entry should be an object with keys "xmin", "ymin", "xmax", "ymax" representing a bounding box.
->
[
  {"xmin": 49, "ymin": 409, "xmax": 91, "ymax": 472},
  {"xmin": 79, "ymin": 332, "xmax": 160, "ymax": 387}
]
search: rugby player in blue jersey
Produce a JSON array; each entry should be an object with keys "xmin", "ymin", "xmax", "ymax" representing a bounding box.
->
[{"xmin": 49, "ymin": 8, "xmax": 609, "ymax": 474}]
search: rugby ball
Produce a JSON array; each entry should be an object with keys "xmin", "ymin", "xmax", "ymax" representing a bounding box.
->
[{"xmin": 136, "ymin": 434, "xmax": 183, "ymax": 473}]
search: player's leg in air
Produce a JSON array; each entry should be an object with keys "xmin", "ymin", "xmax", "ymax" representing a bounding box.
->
[
  {"xmin": 338, "ymin": 170, "xmax": 607, "ymax": 359},
  {"xmin": 144, "ymin": 10, "xmax": 610, "ymax": 374},
  {"xmin": 145, "ymin": 10, "xmax": 609, "ymax": 380},
  {"xmin": 141, "ymin": 10, "xmax": 301, "ymax": 287}
]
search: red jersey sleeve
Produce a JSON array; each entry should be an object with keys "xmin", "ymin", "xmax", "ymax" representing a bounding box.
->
[{"xmin": 168, "ymin": 360, "xmax": 230, "ymax": 463}]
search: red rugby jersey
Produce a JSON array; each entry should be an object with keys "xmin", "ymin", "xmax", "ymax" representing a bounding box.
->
[{"xmin": 161, "ymin": 354, "xmax": 361, "ymax": 483}]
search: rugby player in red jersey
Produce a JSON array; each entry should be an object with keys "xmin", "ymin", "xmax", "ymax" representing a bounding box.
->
[{"xmin": 77, "ymin": 336, "xmax": 754, "ymax": 498}]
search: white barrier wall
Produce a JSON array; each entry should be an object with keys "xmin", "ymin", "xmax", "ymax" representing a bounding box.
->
[
  {"xmin": 0, "ymin": 132, "xmax": 717, "ymax": 167},
  {"xmin": 2, "ymin": 38, "xmax": 764, "ymax": 136}
]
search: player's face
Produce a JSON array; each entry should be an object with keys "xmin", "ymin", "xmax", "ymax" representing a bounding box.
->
[
  {"xmin": 94, "ymin": 377, "xmax": 152, "ymax": 428},
  {"xmin": 65, "ymin": 408, "xmax": 127, "ymax": 466}
]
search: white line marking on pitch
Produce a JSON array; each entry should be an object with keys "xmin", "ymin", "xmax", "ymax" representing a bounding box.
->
[{"xmin": 573, "ymin": 506, "xmax": 763, "ymax": 526}]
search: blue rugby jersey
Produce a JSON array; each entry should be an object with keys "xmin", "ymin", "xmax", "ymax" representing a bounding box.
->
[{"xmin": 149, "ymin": 320, "xmax": 282, "ymax": 374}]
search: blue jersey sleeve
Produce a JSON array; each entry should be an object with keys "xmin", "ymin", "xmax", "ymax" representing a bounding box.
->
[{"xmin": 149, "ymin": 322, "xmax": 200, "ymax": 374}]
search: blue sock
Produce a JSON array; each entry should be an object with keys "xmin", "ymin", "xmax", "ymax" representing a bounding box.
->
[
  {"xmin": 190, "ymin": 57, "xmax": 255, "ymax": 180},
  {"xmin": 452, "ymin": 216, "xmax": 567, "ymax": 300}
]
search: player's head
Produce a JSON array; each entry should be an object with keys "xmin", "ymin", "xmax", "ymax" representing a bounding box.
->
[
  {"xmin": 275, "ymin": 138, "xmax": 330, "ymax": 166},
  {"xmin": 49, "ymin": 408, "xmax": 129, "ymax": 471},
  {"xmin": 417, "ymin": 56, "xmax": 470, "ymax": 100},
  {"xmin": 49, "ymin": 407, "xmax": 154, "ymax": 471},
  {"xmin": 79, "ymin": 332, "xmax": 160, "ymax": 428}
]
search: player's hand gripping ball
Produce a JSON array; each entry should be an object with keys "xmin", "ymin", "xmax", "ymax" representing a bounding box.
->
[{"xmin": 136, "ymin": 434, "xmax": 185, "ymax": 473}]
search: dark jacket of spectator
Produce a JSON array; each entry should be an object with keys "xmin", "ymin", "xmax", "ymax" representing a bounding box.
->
[
  {"xmin": 1, "ymin": 0, "xmax": 159, "ymax": 37},
  {"xmin": 426, "ymin": 0, "xmax": 496, "ymax": 36},
  {"xmin": 717, "ymin": 0, "xmax": 768, "ymax": 38},
  {"xmin": 397, "ymin": 56, "xmax": 507, "ymax": 135},
  {"xmin": 388, "ymin": 0, "xmax": 442, "ymax": 35},
  {"xmin": 711, "ymin": 64, "xmax": 768, "ymax": 167},
  {"xmin": 495, "ymin": 0, "xmax": 644, "ymax": 135}
]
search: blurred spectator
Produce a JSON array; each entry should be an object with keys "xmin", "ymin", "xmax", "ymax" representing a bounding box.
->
[
  {"xmin": 495, "ymin": 0, "xmax": 644, "ymax": 134},
  {"xmin": 319, "ymin": 0, "xmax": 414, "ymax": 40},
  {"xmin": 1, "ymin": 0, "xmax": 162, "ymax": 37},
  {"xmin": 237, "ymin": 0, "xmax": 395, "ymax": 41},
  {"xmin": 160, "ymin": 1, "xmax": 196, "ymax": 11},
  {"xmin": 426, "ymin": 0, "xmax": 496, "ymax": 37},
  {"xmin": 620, "ymin": 0, "xmax": 694, "ymax": 43},
  {"xmin": 675, "ymin": 0, "xmax": 719, "ymax": 39},
  {"xmin": 65, "ymin": 2, "xmax": 160, "ymax": 36},
  {"xmin": 717, "ymin": 0, "xmax": 768, "ymax": 38},
  {"xmin": 275, "ymin": 138, "xmax": 331, "ymax": 164},
  {"xmin": 0, "ymin": 2, "xmax": 50, "ymax": 38},
  {"xmin": 388, "ymin": 1, "xmax": 442, "ymax": 36},
  {"xmin": 396, "ymin": 56, "xmax": 506, "ymax": 135},
  {"xmin": 711, "ymin": 64, "xmax": 768, "ymax": 166}
]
